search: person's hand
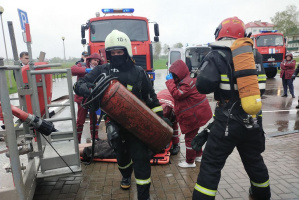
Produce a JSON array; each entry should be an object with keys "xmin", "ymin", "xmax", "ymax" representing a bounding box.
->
[
  {"xmin": 166, "ymin": 73, "xmax": 173, "ymax": 80},
  {"xmin": 292, "ymin": 74, "xmax": 296, "ymax": 80},
  {"xmin": 85, "ymin": 68, "xmax": 92, "ymax": 73}
]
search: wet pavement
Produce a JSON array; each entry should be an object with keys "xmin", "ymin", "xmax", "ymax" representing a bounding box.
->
[{"xmin": 2, "ymin": 70, "xmax": 299, "ymax": 199}]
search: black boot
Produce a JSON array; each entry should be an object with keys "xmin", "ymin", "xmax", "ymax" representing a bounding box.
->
[
  {"xmin": 249, "ymin": 187, "xmax": 270, "ymax": 200},
  {"xmin": 170, "ymin": 144, "xmax": 180, "ymax": 155},
  {"xmin": 120, "ymin": 177, "xmax": 131, "ymax": 190}
]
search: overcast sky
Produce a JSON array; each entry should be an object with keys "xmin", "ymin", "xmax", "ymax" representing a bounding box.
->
[{"xmin": 0, "ymin": 0, "xmax": 298, "ymax": 60}]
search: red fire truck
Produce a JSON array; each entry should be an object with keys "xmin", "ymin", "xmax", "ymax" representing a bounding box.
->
[
  {"xmin": 251, "ymin": 30, "xmax": 287, "ymax": 78},
  {"xmin": 80, "ymin": 8, "xmax": 159, "ymax": 84}
]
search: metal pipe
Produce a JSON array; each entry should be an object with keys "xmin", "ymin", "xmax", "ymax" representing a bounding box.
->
[
  {"xmin": 67, "ymin": 69, "xmax": 80, "ymax": 166},
  {"xmin": 0, "ymin": 69, "xmax": 26, "ymax": 199},
  {"xmin": 34, "ymin": 63, "xmax": 61, "ymax": 68}
]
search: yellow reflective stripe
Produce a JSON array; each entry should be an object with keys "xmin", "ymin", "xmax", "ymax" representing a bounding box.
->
[
  {"xmin": 251, "ymin": 180, "xmax": 270, "ymax": 188},
  {"xmin": 221, "ymin": 74, "xmax": 229, "ymax": 82},
  {"xmin": 118, "ymin": 160, "xmax": 133, "ymax": 169},
  {"xmin": 136, "ymin": 177, "xmax": 151, "ymax": 185},
  {"xmin": 127, "ymin": 85, "xmax": 133, "ymax": 91},
  {"xmin": 258, "ymin": 74, "xmax": 267, "ymax": 81},
  {"xmin": 152, "ymin": 106, "xmax": 163, "ymax": 113},
  {"xmin": 194, "ymin": 183, "xmax": 217, "ymax": 196}
]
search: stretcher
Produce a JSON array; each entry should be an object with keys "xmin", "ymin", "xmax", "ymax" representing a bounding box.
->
[{"xmin": 80, "ymin": 141, "xmax": 172, "ymax": 165}]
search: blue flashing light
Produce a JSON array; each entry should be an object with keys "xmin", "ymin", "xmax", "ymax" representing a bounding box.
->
[
  {"xmin": 102, "ymin": 9, "xmax": 114, "ymax": 13},
  {"xmin": 101, "ymin": 8, "xmax": 134, "ymax": 14},
  {"xmin": 123, "ymin": 8, "xmax": 134, "ymax": 13}
]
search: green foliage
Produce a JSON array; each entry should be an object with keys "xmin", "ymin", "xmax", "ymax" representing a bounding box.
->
[
  {"xmin": 5, "ymin": 71, "xmax": 17, "ymax": 94},
  {"xmin": 153, "ymin": 42, "xmax": 162, "ymax": 59},
  {"xmin": 173, "ymin": 42, "xmax": 183, "ymax": 48},
  {"xmin": 153, "ymin": 58, "xmax": 168, "ymax": 69},
  {"xmin": 271, "ymin": 5, "xmax": 299, "ymax": 35},
  {"xmin": 163, "ymin": 43, "xmax": 170, "ymax": 55}
]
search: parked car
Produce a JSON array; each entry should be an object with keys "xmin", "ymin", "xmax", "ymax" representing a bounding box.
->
[{"xmin": 292, "ymin": 51, "xmax": 299, "ymax": 57}]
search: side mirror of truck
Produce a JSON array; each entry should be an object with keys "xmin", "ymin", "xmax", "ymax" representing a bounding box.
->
[
  {"xmin": 154, "ymin": 23, "xmax": 159, "ymax": 36},
  {"xmin": 81, "ymin": 39, "xmax": 86, "ymax": 45},
  {"xmin": 154, "ymin": 36, "xmax": 159, "ymax": 42},
  {"xmin": 81, "ymin": 25, "xmax": 86, "ymax": 39}
]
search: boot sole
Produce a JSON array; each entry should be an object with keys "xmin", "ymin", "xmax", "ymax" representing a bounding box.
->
[{"xmin": 120, "ymin": 185, "xmax": 131, "ymax": 190}]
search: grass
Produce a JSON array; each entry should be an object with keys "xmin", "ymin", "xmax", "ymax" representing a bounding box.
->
[{"xmin": 153, "ymin": 58, "xmax": 168, "ymax": 69}]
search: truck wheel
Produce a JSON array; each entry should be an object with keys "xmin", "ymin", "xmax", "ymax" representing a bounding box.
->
[{"xmin": 265, "ymin": 68, "xmax": 277, "ymax": 79}]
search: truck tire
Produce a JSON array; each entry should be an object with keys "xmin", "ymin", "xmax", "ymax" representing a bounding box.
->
[{"xmin": 265, "ymin": 68, "xmax": 277, "ymax": 79}]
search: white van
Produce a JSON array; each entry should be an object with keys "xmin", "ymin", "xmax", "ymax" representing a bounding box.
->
[{"xmin": 167, "ymin": 46, "xmax": 211, "ymax": 73}]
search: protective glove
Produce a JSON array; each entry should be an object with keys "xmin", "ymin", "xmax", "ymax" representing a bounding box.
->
[
  {"xmin": 166, "ymin": 73, "xmax": 173, "ymax": 80},
  {"xmin": 162, "ymin": 117, "xmax": 173, "ymax": 127},
  {"xmin": 74, "ymin": 81, "xmax": 94, "ymax": 98},
  {"xmin": 85, "ymin": 68, "xmax": 92, "ymax": 73},
  {"xmin": 191, "ymin": 122, "xmax": 213, "ymax": 151}
]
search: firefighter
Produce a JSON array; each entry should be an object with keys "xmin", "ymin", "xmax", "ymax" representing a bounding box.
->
[
  {"xmin": 166, "ymin": 60, "xmax": 212, "ymax": 167},
  {"xmin": 71, "ymin": 53, "xmax": 102, "ymax": 143},
  {"xmin": 192, "ymin": 17, "xmax": 271, "ymax": 200},
  {"xmin": 73, "ymin": 30, "xmax": 167, "ymax": 200},
  {"xmin": 157, "ymin": 89, "xmax": 180, "ymax": 155}
]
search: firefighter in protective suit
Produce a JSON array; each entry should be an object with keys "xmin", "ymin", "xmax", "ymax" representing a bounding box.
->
[
  {"xmin": 192, "ymin": 17, "xmax": 271, "ymax": 200},
  {"xmin": 74, "ymin": 30, "xmax": 167, "ymax": 200}
]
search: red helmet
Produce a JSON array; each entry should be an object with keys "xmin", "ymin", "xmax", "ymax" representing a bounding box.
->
[{"xmin": 214, "ymin": 17, "xmax": 245, "ymax": 40}]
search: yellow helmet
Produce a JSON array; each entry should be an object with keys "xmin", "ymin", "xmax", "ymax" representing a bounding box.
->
[{"xmin": 105, "ymin": 30, "xmax": 133, "ymax": 59}]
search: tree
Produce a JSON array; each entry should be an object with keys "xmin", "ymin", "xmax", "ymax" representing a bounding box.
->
[
  {"xmin": 163, "ymin": 43, "xmax": 170, "ymax": 55},
  {"xmin": 271, "ymin": 5, "xmax": 299, "ymax": 35},
  {"xmin": 153, "ymin": 42, "xmax": 161, "ymax": 59},
  {"xmin": 173, "ymin": 42, "xmax": 183, "ymax": 48}
]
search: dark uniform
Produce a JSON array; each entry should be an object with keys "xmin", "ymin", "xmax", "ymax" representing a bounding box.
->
[
  {"xmin": 192, "ymin": 44, "xmax": 271, "ymax": 200},
  {"xmin": 74, "ymin": 61, "xmax": 163, "ymax": 200}
]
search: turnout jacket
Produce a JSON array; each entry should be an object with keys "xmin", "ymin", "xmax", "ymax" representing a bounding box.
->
[
  {"xmin": 75, "ymin": 61, "xmax": 163, "ymax": 117},
  {"xmin": 166, "ymin": 59, "xmax": 212, "ymax": 134}
]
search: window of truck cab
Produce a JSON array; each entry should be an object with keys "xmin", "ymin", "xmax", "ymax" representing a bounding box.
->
[
  {"xmin": 90, "ymin": 19, "xmax": 148, "ymax": 42},
  {"xmin": 256, "ymin": 35, "xmax": 284, "ymax": 47}
]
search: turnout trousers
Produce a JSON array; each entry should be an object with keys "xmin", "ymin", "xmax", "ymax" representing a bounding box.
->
[
  {"xmin": 113, "ymin": 128, "xmax": 151, "ymax": 200},
  {"xmin": 192, "ymin": 108, "xmax": 271, "ymax": 200}
]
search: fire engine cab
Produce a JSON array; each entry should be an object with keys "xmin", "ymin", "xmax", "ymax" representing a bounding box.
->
[
  {"xmin": 251, "ymin": 30, "xmax": 287, "ymax": 78},
  {"xmin": 80, "ymin": 8, "xmax": 159, "ymax": 84}
]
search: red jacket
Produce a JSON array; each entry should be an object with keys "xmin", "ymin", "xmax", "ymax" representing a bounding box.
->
[
  {"xmin": 157, "ymin": 89, "xmax": 175, "ymax": 122},
  {"xmin": 166, "ymin": 59, "xmax": 212, "ymax": 134},
  {"xmin": 71, "ymin": 53, "xmax": 102, "ymax": 103},
  {"xmin": 280, "ymin": 59, "xmax": 296, "ymax": 79}
]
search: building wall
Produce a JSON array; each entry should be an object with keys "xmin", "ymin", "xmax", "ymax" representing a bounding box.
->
[{"xmin": 287, "ymin": 34, "xmax": 299, "ymax": 52}]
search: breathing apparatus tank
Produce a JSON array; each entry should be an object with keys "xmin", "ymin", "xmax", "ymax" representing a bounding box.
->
[{"xmin": 230, "ymin": 38, "xmax": 262, "ymax": 118}]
